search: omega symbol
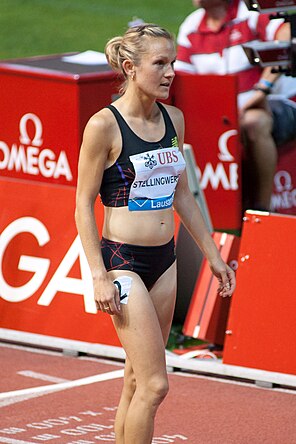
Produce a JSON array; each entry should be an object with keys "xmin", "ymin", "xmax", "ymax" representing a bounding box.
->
[
  {"xmin": 274, "ymin": 170, "xmax": 292, "ymax": 192},
  {"xmin": 218, "ymin": 129, "xmax": 237, "ymax": 162},
  {"xmin": 19, "ymin": 113, "xmax": 43, "ymax": 147}
]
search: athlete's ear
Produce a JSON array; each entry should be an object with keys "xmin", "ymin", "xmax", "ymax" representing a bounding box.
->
[{"xmin": 122, "ymin": 59, "xmax": 135, "ymax": 79}]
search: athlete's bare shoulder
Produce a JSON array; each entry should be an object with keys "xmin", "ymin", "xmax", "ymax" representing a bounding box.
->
[
  {"xmin": 81, "ymin": 106, "xmax": 119, "ymax": 155},
  {"xmin": 161, "ymin": 103, "xmax": 184, "ymax": 123},
  {"xmin": 84, "ymin": 107, "xmax": 117, "ymax": 137}
]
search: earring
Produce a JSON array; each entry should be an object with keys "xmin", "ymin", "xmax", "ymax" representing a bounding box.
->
[{"xmin": 131, "ymin": 72, "xmax": 135, "ymax": 80}]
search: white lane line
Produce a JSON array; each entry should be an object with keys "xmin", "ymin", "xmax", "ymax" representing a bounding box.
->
[
  {"xmin": 0, "ymin": 369, "xmax": 124, "ymax": 399},
  {"xmin": 0, "ymin": 369, "xmax": 124, "ymax": 408},
  {"xmin": 0, "ymin": 392, "xmax": 50, "ymax": 408},
  {"xmin": 17, "ymin": 370, "xmax": 69, "ymax": 383},
  {"xmin": 0, "ymin": 438, "xmax": 37, "ymax": 444}
]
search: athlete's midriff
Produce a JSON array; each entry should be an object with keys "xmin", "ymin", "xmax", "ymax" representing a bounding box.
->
[{"xmin": 102, "ymin": 206, "xmax": 175, "ymax": 246}]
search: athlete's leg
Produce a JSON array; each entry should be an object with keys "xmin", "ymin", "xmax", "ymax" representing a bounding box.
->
[
  {"xmin": 113, "ymin": 356, "xmax": 135, "ymax": 441},
  {"xmin": 149, "ymin": 261, "xmax": 177, "ymax": 345},
  {"xmin": 113, "ymin": 262, "xmax": 177, "ymax": 442},
  {"xmin": 109, "ymin": 269, "xmax": 174, "ymax": 444},
  {"xmin": 112, "ymin": 263, "xmax": 177, "ymax": 443}
]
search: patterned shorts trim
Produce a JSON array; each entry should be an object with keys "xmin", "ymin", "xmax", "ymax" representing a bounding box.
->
[{"xmin": 101, "ymin": 237, "xmax": 176, "ymax": 291}]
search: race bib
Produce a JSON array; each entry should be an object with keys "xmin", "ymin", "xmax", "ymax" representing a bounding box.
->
[{"xmin": 128, "ymin": 147, "xmax": 186, "ymax": 211}]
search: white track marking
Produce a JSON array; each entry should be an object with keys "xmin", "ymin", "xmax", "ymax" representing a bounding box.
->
[
  {"xmin": 0, "ymin": 369, "xmax": 124, "ymax": 408},
  {"xmin": 17, "ymin": 370, "xmax": 69, "ymax": 383},
  {"xmin": 0, "ymin": 438, "xmax": 37, "ymax": 444}
]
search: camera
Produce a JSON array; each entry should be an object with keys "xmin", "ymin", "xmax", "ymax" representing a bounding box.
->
[
  {"xmin": 243, "ymin": 0, "xmax": 296, "ymax": 76},
  {"xmin": 244, "ymin": 0, "xmax": 296, "ymax": 13},
  {"xmin": 243, "ymin": 41, "xmax": 291, "ymax": 68}
]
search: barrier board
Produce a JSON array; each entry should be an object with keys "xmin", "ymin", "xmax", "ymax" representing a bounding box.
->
[
  {"xmin": 223, "ymin": 210, "xmax": 296, "ymax": 375},
  {"xmin": 183, "ymin": 232, "xmax": 240, "ymax": 346}
]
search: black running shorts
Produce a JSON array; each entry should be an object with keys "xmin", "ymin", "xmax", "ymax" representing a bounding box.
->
[{"xmin": 101, "ymin": 237, "xmax": 176, "ymax": 291}]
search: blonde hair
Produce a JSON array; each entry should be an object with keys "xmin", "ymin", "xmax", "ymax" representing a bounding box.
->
[{"xmin": 105, "ymin": 23, "xmax": 175, "ymax": 94}]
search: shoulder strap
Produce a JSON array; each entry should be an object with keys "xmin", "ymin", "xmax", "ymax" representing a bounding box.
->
[
  {"xmin": 106, "ymin": 104, "xmax": 141, "ymax": 140},
  {"xmin": 156, "ymin": 102, "xmax": 177, "ymax": 139},
  {"xmin": 106, "ymin": 104, "xmax": 127, "ymax": 127}
]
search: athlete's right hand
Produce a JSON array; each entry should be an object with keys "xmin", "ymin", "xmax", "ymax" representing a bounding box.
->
[{"xmin": 93, "ymin": 274, "xmax": 121, "ymax": 315}]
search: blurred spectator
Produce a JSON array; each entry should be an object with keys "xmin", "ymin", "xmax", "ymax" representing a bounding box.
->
[{"xmin": 175, "ymin": 0, "xmax": 296, "ymax": 211}]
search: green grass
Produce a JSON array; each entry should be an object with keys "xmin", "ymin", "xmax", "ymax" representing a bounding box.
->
[
  {"xmin": 167, "ymin": 324, "xmax": 207, "ymax": 351},
  {"xmin": 0, "ymin": 0, "xmax": 195, "ymax": 59}
]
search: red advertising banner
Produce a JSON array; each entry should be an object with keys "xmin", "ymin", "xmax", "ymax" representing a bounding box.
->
[
  {"xmin": 0, "ymin": 54, "xmax": 120, "ymax": 187},
  {"xmin": 173, "ymin": 73, "xmax": 296, "ymax": 229},
  {"xmin": 173, "ymin": 73, "xmax": 242, "ymax": 231},
  {"xmin": 0, "ymin": 178, "xmax": 121, "ymax": 346},
  {"xmin": 1, "ymin": 56, "xmax": 295, "ymax": 232},
  {"xmin": 271, "ymin": 140, "xmax": 296, "ymax": 216},
  {"xmin": 0, "ymin": 178, "xmax": 182, "ymax": 345}
]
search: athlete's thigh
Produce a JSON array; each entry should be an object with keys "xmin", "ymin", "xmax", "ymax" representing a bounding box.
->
[
  {"xmin": 108, "ymin": 270, "xmax": 167, "ymax": 382},
  {"xmin": 149, "ymin": 261, "xmax": 177, "ymax": 345}
]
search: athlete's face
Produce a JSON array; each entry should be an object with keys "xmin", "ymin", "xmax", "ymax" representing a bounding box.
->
[{"xmin": 135, "ymin": 37, "xmax": 176, "ymax": 99}]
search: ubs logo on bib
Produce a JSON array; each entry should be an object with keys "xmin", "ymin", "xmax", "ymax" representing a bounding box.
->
[
  {"xmin": 144, "ymin": 153, "xmax": 157, "ymax": 169},
  {"xmin": 157, "ymin": 150, "xmax": 179, "ymax": 165}
]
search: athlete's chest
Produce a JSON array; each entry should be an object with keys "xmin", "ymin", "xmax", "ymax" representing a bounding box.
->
[{"xmin": 128, "ymin": 145, "xmax": 186, "ymax": 211}]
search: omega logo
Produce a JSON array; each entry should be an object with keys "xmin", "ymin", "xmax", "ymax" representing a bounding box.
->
[
  {"xmin": 193, "ymin": 129, "xmax": 239, "ymax": 191},
  {"xmin": 271, "ymin": 170, "xmax": 296, "ymax": 211},
  {"xmin": 19, "ymin": 113, "xmax": 43, "ymax": 147},
  {"xmin": 274, "ymin": 170, "xmax": 292, "ymax": 192},
  {"xmin": 0, "ymin": 112, "xmax": 73, "ymax": 181}
]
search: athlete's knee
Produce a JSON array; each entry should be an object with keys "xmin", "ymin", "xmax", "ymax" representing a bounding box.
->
[{"xmin": 146, "ymin": 376, "xmax": 169, "ymax": 406}]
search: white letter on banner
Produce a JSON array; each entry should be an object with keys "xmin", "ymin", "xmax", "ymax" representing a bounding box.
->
[
  {"xmin": 218, "ymin": 129, "xmax": 237, "ymax": 161},
  {"xmin": 38, "ymin": 235, "xmax": 96, "ymax": 313},
  {"xmin": 0, "ymin": 217, "xmax": 50, "ymax": 302},
  {"xmin": 229, "ymin": 163, "xmax": 238, "ymax": 190},
  {"xmin": 7, "ymin": 144, "xmax": 27, "ymax": 172},
  {"xmin": 39, "ymin": 149, "xmax": 56, "ymax": 177},
  {"xmin": 26, "ymin": 146, "xmax": 39, "ymax": 175},
  {"xmin": 199, "ymin": 162, "xmax": 230, "ymax": 190},
  {"xmin": 53, "ymin": 151, "xmax": 73, "ymax": 181},
  {"xmin": 0, "ymin": 141, "xmax": 9, "ymax": 169}
]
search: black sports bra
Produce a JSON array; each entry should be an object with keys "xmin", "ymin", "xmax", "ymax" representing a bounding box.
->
[{"xmin": 99, "ymin": 102, "xmax": 185, "ymax": 211}]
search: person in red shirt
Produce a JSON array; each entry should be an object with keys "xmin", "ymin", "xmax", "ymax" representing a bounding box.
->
[{"xmin": 176, "ymin": 0, "xmax": 296, "ymax": 211}]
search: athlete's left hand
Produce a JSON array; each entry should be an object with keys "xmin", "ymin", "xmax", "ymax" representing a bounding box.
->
[{"xmin": 209, "ymin": 258, "xmax": 236, "ymax": 298}]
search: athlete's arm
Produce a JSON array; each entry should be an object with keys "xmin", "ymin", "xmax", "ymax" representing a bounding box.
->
[
  {"xmin": 170, "ymin": 106, "xmax": 236, "ymax": 297},
  {"xmin": 75, "ymin": 110, "xmax": 121, "ymax": 314}
]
